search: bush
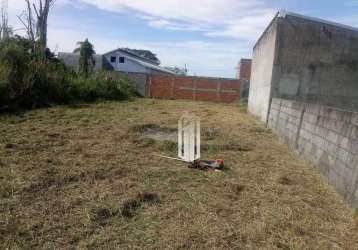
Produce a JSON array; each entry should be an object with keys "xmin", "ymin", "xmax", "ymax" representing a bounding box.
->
[
  {"xmin": 67, "ymin": 72, "xmax": 137, "ymax": 103},
  {"xmin": 0, "ymin": 39, "xmax": 137, "ymax": 110}
]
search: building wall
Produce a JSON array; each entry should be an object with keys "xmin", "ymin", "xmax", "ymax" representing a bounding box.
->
[
  {"xmin": 104, "ymin": 51, "xmax": 148, "ymax": 74},
  {"xmin": 268, "ymin": 98, "xmax": 358, "ymax": 207},
  {"xmin": 248, "ymin": 19, "xmax": 278, "ymax": 123},
  {"xmin": 147, "ymin": 75, "xmax": 240, "ymax": 103},
  {"xmin": 272, "ymin": 14, "xmax": 358, "ymax": 112},
  {"xmin": 249, "ymin": 12, "xmax": 358, "ymax": 206},
  {"xmin": 58, "ymin": 53, "xmax": 103, "ymax": 71}
]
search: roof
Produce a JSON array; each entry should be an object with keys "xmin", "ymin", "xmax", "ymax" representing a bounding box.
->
[
  {"xmin": 123, "ymin": 54, "xmax": 175, "ymax": 74},
  {"xmin": 104, "ymin": 48, "xmax": 173, "ymax": 74},
  {"xmin": 254, "ymin": 10, "xmax": 358, "ymax": 49},
  {"xmin": 103, "ymin": 48, "xmax": 160, "ymax": 65}
]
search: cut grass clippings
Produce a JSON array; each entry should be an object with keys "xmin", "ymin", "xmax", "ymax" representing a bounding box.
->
[{"xmin": 0, "ymin": 98, "xmax": 357, "ymax": 249}]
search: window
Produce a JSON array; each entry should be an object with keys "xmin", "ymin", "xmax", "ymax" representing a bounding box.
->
[
  {"xmin": 110, "ymin": 56, "xmax": 116, "ymax": 63},
  {"xmin": 119, "ymin": 57, "xmax": 125, "ymax": 63}
]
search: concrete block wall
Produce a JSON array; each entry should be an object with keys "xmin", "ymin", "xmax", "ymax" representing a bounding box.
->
[
  {"xmin": 147, "ymin": 75, "xmax": 241, "ymax": 103},
  {"xmin": 271, "ymin": 13, "xmax": 358, "ymax": 112},
  {"xmin": 268, "ymin": 98, "xmax": 358, "ymax": 207},
  {"xmin": 248, "ymin": 18, "xmax": 278, "ymax": 123}
]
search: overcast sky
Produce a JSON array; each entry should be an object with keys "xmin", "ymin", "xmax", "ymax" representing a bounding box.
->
[{"xmin": 7, "ymin": 0, "xmax": 358, "ymax": 77}]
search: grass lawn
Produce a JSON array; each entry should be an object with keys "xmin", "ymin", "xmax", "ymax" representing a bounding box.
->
[{"xmin": 1, "ymin": 98, "xmax": 357, "ymax": 249}]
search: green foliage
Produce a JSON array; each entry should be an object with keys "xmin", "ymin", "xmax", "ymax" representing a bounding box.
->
[
  {"xmin": 68, "ymin": 72, "xmax": 136, "ymax": 102},
  {"xmin": 75, "ymin": 39, "xmax": 95, "ymax": 78},
  {"xmin": 0, "ymin": 38, "xmax": 137, "ymax": 110}
]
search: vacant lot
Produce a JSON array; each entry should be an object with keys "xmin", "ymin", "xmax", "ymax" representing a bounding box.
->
[{"xmin": 1, "ymin": 99, "xmax": 357, "ymax": 249}]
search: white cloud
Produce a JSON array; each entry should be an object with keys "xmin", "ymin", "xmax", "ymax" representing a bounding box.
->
[
  {"xmin": 77, "ymin": 0, "xmax": 277, "ymax": 40},
  {"xmin": 6, "ymin": 0, "xmax": 258, "ymax": 77},
  {"xmin": 147, "ymin": 19, "xmax": 203, "ymax": 32},
  {"xmin": 78, "ymin": 0, "xmax": 264, "ymax": 22},
  {"xmin": 47, "ymin": 23, "xmax": 248, "ymax": 78},
  {"xmin": 206, "ymin": 11, "xmax": 275, "ymax": 40}
]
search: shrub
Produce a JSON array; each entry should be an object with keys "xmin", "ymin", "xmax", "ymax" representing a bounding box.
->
[
  {"xmin": 67, "ymin": 73, "xmax": 137, "ymax": 103},
  {"xmin": 0, "ymin": 39, "xmax": 137, "ymax": 110}
]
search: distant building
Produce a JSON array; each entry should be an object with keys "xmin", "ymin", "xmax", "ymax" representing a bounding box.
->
[
  {"xmin": 237, "ymin": 58, "xmax": 252, "ymax": 80},
  {"xmin": 58, "ymin": 48, "xmax": 174, "ymax": 75},
  {"xmin": 237, "ymin": 58, "xmax": 252, "ymax": 98}
]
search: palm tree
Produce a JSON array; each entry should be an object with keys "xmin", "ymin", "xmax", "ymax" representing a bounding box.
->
[{"xmin": 74, "ymin": 38, "xmax": 95, "ymax": 77}]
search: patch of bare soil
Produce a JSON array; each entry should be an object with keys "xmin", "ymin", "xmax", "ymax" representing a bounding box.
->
[
  {"xmin": 0, "ymin": 99, "xmax": 357, "ymax": 249},
  {"xmin": 131, "ymin": 123, "xmax": 178, "ymax": 142}
]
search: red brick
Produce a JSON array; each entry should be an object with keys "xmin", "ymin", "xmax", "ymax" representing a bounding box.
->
[
  {"xmin": 237, "ymin": 58, "xmax": 252, "ymax": 80},
  {"xmin": 147, "ymin": 75, "xmax": 240, "ymax": 103}
]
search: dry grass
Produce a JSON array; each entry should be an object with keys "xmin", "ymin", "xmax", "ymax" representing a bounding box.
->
[{"xmin": 0, "ymin": 98, "xmax": 357, "ymax": 249}]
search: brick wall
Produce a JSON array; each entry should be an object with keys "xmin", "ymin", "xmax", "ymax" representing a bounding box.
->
[
  {"xmin": 268, "ymin": 98, "xmax": 358, "ymax": 207},
  {"xmin": 237, "ymin": 58, "xmax": 252, "ymax": 80},
  {"xmin": 147, "ymin": 75, "xmax": 241, "ymax": 103}
]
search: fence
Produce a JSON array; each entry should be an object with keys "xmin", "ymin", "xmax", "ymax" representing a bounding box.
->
[{"xmin": 146, "ymin": 75, "xmax": 241, "ymax": 103}]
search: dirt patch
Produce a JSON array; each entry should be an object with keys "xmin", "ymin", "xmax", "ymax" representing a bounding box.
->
[
  {"xmin": 131, "ymin": 123, "xmax": 177, "ymax": 142},
  {"xmin": 4, "ymin": 143, "xmax": 16, "ymax": 149},
  {"xmin": 90, "ymin": 207, "xmax": 119, "ymax": 225},
  {"xmin": 121, "ymin": 192, "xmax": 160, "ymax": 218},
  {"xmin": 232, "ymin": 184, "xmax": 246, "ymax": 194},
  {"xmin": 278, "ymin": 176, "xmax": 294, "ymax": 186}
]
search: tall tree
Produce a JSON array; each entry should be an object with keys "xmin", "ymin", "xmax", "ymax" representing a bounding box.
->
[
  {"xmin": 0, "ymin": 0, "xmax": 9, "ymax": 41},
  {"xmin": 76, "ymin": 39, "xmax": 95, "ymax": 77},
  {"xmin": 18, "ymin": 0, "xmax": 55, "ymax": 61}
]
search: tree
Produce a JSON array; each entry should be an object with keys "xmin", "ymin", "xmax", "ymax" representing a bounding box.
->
[
  {"xmin": 125, "ymin": 48, "xmax": 160, "ymax": 65},
  {"xmin": 0, "ymin": 0, "xmax": 10, "ymax": 41},
  {"xmin": 164, "ymin": 66, "xmax": 188, "ymax": 76},
  {"xmin": 75, "ymin": 39, "xmax": 95, "ymax": 77},
  {"xmin": 18, "ymin": 0, "xmax": 56, "ymax": 61}
]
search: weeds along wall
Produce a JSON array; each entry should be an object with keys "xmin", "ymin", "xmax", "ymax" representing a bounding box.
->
[{"xmin": 147, "ymin": 75, "xmax": 241, "ymax": 103}]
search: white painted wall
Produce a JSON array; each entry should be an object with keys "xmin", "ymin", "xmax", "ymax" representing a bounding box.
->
[
  {"xmin": 104, "ymin": 51, "xmax": 148, "ymax": 74},
  {"xmin": 248, "ymin": 21, "xmax": 278, "ymax": 123}
]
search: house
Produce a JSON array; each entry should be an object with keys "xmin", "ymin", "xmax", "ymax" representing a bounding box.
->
[
  {"xmin": 102, "ymin": 48, "xmax": 174, "ymax": 75},
  {"xmin": 58, "ymin": 48, "xmax": 174, "ymax": 96},
  {"xmin": 58, "ymin": 48, "xmax": 174, "ymax": 75}
]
